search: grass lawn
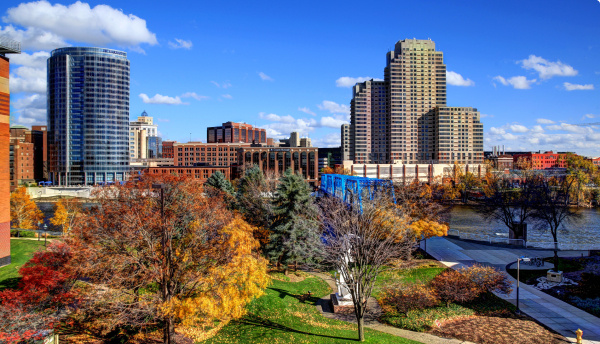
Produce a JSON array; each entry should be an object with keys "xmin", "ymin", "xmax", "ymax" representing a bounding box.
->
[
  {"xmin": 0, "ymin": 239, "xmax": 46, "ymax": 290},
  {"xmin": 201, "ymin": 275, "xmax": 422, "ymax": 344}
]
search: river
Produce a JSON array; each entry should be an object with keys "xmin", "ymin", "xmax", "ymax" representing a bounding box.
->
[{"xmin": 449, "ymin": 205, "xmax": 600, "ymax": 249}]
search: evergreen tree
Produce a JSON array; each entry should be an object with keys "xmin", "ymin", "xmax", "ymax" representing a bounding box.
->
[
  {"xmin": 267, "ymin": 169, "xmax": 322, "ymax": 272},
  {"xmin": 205, "ymin": 171, "xmax": 235, "ymax": 195},
  {"xmin": 236, "ymin": 166, "xmax": 275, "ymax": 249}
]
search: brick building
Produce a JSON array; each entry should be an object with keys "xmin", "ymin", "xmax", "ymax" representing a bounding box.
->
[
  {"xmin": 147, "ymin": 166, "xmax": 231, "ymax": 183},
  {"xmin": 488, "ymin": 154, "xmax": 514, "ymax": 170},
  {"xmin": 238, "ymin": 146, "xmax": 319, "ymax": 185},
  {"xmin": 589, "ymin": 157, "xmax": 600, "ymax": 168},
  {"xmin": 9, "ymin": 125, "xmax": 48, "ymax": 190},
  {"xmin": 1, "ymin": 36, "xmax": 21, "ymax": 267},
  {"xmin": 207, "ymin": 121, "xmax": 266, "ymax": 144},
  {"xmin": 512, "ymin": 151, "xmax": 570, "ymax": 170},
  {"xmin": 162, "ymin": 141, "xmax": 175, "ymax": 159},
  {"xmin": 173, "ymin": 142, "xmax": 251, "ymax": 166}
]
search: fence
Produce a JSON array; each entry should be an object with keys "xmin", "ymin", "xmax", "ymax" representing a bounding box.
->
[{"xmin": 447, "ymin": 229, "xmax": 526, "ymax": 247}]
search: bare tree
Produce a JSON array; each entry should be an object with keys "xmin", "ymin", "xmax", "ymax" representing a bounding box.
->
[
  {"xmin": 531, "ymin": 176, "xmax": 581, "ymax": 271},
  {"xmin": 318, "ymin": 195, "xmax": 414, "ymax": 342}
]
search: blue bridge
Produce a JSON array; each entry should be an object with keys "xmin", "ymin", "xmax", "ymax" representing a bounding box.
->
[{"xmin": 319, "ymin": 174, "xmax": 396, "ymax": 209}]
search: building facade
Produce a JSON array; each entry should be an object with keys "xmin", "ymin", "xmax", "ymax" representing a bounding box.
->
[
  {"xmin": 300, "ymin": 137, "xmax": 312, "ymax": 147},
  {"xmin": 173, "ymin": 142, "xmax": 251, "ymax": 166},
  {"xmin": 349, "ymin": 38, "xmax": 483, "ymax": 165},
  {"xmin": 129, "ymin": 110, "xmax": 158, "ymax": 159},
  {"xmin": 207, "ymin": 121, "xmax": 266, "ymax": 144},
  {"xmin": 318, "ymin": 147, "xmax": 342, "ymax": 171},
  {"xmin": 1, "ymin": 36, "xmax": 21, "ymax": 267},
  {"xmin": 434, "ymin": 107, "xmax": 484, "ymax": 165},
  {"xmin": 9, "ymin": 125, "xmax": 47, "ymax": 190},
  {"xmin": 48, "ymin": 47, "xmax": 130, "ymax": 185},
  {"xmin": 341, "ymin": 124, "xmax": 354, "ymax": 161},
  {"xmin": 147, "ymin": 166, "xmax": 231, "ymax": 183},
  {"xmin": 513, "ymin": 151, "xmax": 570, "ymax": 170},
  {"xmin": 238, "ymin": 146, "xmax": 319, "ymax": 185},
  {"xmin": 289, "ymin": 132, "xmax": 300, "ymax": 147}
]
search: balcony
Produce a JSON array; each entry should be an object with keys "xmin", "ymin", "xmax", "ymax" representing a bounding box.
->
[{"xmin": 0, "ymin": 36, "xmax": 21, "ymax": 54}]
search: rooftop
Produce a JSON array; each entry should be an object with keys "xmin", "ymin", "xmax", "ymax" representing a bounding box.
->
[{"xmin": 0, "ymin": 36, "xmax": 21, "ymax": 54}]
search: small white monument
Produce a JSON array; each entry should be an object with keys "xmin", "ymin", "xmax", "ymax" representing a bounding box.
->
[{"xmin": 331, "ymin": 270, "xmax": 354, "ymax": 313}]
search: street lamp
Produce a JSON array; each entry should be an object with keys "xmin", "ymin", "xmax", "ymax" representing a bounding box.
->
[
  {"xmin": 516, "ymin": 256, "xmax": 530, "ymax": 315},
  {"xmin": 43, "ymin": 223, "xmax": 48, "ymax": 247}
]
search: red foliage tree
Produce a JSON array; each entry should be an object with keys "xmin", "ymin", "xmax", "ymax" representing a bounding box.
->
[{"xmin": 0, "ymin": 243, "xmax": 77, "ymax": 344}]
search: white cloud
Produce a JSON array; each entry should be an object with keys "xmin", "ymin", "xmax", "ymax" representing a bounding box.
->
[
  {"xmin": 157, "ymin": 118, "xmax": 170, "ymax": 122},
  {"xmin": 211, "ymin": 81, "xmax": 232, "ymax": 88},
  {"xmin": 221, "ymin": 94, "xmax": 232, "ymax": 99},
  {"xmin": 518, "ymin": 55, "xmax": 578, "ymax": 79},
  {"xmin": 9, "ymin": 66, "xmax": 46, "ymax": 93},
  {"xmin": 531, "ymin": 125, "xmax": 544, "ymax": 133},
  {"xmin": 139, "ymin": 93, "xmax": 187, "ymax": 105},
  {"xmin": 298, "ymin": 107, "xmax": 316, "ymax": 116},
  {"xmin": 317, "ymin": 100, "xmax": 350, "ymax": 115},
  {"xmin": 489, "ymin": 127, "xmax": 506, "ymax": 135},
  {"xmin": 8, "ymin": 51, "xmax": 50, "ymax": 68},
  {"xmin": 259, "ymin": 113, "xmax": 296, "ymax": 123},
  {"xmin": 536, "ymin": 118, "xmax": 556, "ymax": 124},
  {"xmin": 582, "ymin": 114, "xmax": 598, "ymax": 120},
  {"xmin": 311, "ymin": 133, "xmax": 341, "ymax": 148},
  {"xmin": 0, "ymin": 25, "xmax": 68, "ymax": 51},
  {"xmin": 493, "ymin": 75, "xmax": 536, "ymax": 89},
  {"xmin": 509, "ymin": 124, "xmax": 529, "ymax": 133},
  {"xmin": 564, "ymin": 82, "xmax": 594, "ymax": 91},
  {"xmin": 181, "ymin": 92, "xmax": 209, "ymax": 101},
  {"xmin": 319, "ymin": 116, "xmax": 348, "ymax": 128},
  {"xmin": 446, "ymin": 71, "xmax": 474, "ymax": 86},
  {"xmin": 502, "ymin": 133, "xmax": 518, "ymax": 140},
  {"xmin": 4, "ymin": 1, "xmax": 157, "ymax": 50},
  {"xmin": 11, "ymin": 94, "xmax": 47, "ymax": 125},
  {"xmin": 258, "ymin": 112, "xmax": 315, "ymax": 138},
  {"xmin": 596, "ymin": 71, "xmax": 600, "ymax": 75},
  {"xmin": 335, "ymin": 76, "xmax": 375, "ymax": 88},
  {"xmin": 258, "ymin": 72, "xmax": 274, "ymax": 81},
  {"xmin": 480, "ymin": 114, "xmax": 494, "ymax": 118},
  {"xmin": 168, "ymin": 38, "xmax": 192, "ymax": 49}
]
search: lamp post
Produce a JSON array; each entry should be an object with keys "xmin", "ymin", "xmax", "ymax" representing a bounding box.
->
[
  {"xmin": 43, "ymin": 223, "xmax": 48, "ymax": 247},
  {"xmin": 516, "ymin": 256, "xmax": 530, "ymax": 315}
]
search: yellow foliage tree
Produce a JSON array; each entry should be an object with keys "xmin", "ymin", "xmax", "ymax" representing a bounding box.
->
[
  {"xmin": 409, "ymin": 219, "xmax": 448, "ymax": 239},
  {"xmin": 10, "ymin": 187, "xmax": 43, "ymax": 230},
  {"xmin": 50, "ymin": 198, "xmax": 83, "ymax": 234},
  {"xmin": 162, "ymin": 217, "xmax": 270, "ymax": 337}
]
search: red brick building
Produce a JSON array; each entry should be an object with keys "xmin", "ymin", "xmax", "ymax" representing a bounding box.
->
[
  {"xmin": 162, "ymin": 140, "xmax": 175, "ymax": 159},
  {"xmin": 207, "ymin": 121, "xmax": 266, "ymax": 144},
  {"xmin": 512, "ymin": 151, "xmax": 569, "ymax": 170},
  {"xmin": 589, "ymin": 157, "xmax": 600, "ymax": 168},
  {"xmin": 174, "ymin": 142, "xmax": 251, "ymax": 167},
  {"xmin": 9, "ymin": 125, "xmax": 48, "ymax": 190},
  {"xmin": 147, "ymin": 166, "xmax": 231, "ymax": 183},
  {"xmin": 1, "ymin": 37, "xmax": 20, "ymax": 267}
]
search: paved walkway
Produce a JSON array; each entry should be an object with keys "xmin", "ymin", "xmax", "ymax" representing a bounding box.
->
[
  {"xmin": 424, "ymin": 237, "xmax": 600, "ymax": 344},
  {"xmin": 310, "ymin": 271, "xmax": 475, "ymax": 344}
]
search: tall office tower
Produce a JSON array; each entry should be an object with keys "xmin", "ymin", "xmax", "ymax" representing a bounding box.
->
[
  {"xmin": 289, "ymin": 132, "xmax": 300, "ymax": 147},
  {"xmin": 350, "ymin": 80, "xmax": 386, "ymax": 164},
  {"xmin": 0, "ymin": 36, "xmax": 20, "ymax": 267},
  {"xmin": 349, "ymin": 38, "xmax": 482, "ymax": 165},
  {"xmin": 130, "ymin": 110, "xmax": 158, "ymax": 159},
  {"xmin": 434, "ymin": 107, "xmax": 484, "ymax": 164},
  {"xmin": 341, "ymin": 124, "xmax": 354, "ymax": 161},
  {"xmin": 48, "ymin": 47, "xmax": 130, "ymax": 185}
]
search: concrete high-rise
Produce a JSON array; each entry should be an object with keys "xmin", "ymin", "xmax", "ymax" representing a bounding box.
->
[
  {"xmin": 349, "ymin": 38, "xmax": 483, "ymax": 165},
  {"xmin": 48, "ymin": 47, "xmax": 130, "ymax": 185},
  {"xmin": 130, "ymin": 110, "xmax": 158, "ymax": 159},
  {"xmin": 341, "ymin": 124, "xmax": 354, "ymax": 161},
  {"xmin": 289, "ymin": 132, "xmax": 300, "ymax": 147},
  {"xmin": 1, "ymin": 36, "xmax": 21, "ymax": 267}
]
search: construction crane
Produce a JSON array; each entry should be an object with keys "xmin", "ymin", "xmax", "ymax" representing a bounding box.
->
[{"xmin": 566, "ymin": 122, "xmax": 600, "ymax": 126}]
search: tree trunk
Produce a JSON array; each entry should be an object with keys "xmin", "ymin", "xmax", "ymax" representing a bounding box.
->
[
  {"xmin": 163, "ymin": 315, "xmax": 174, "ymax": 344},
  {"xmin": 294, "ymin": 260, "xmax": 298, "ymax": 272},
  {"xmin": 554, "ymin": 249, "xmax": 560, "ymax": 272},
  {"xmin": 354, "ymin": 303, "xmax": 365, "ymax": 342}
]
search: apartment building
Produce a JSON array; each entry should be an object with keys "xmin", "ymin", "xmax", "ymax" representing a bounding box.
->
[
  {"xmin": 289, "ymin": 132, "xmax": 300, "ymax": 147},
  {"xmin": 434, "ymin": 107, "xmax": 484, "ymax": 165},
  {"xmin": 512, "ymin": 151, "xmax": 570, "ymax": 170},
  {"xmin": 349, "ymin": 38, "xmax": 483, "ymax": 165},
  {"xmin": 129, "ymin": 111, "xmax": 159, "ymax": 159},
  {"xmin": 173, "ymin": 142, "xmax": 251, "ymax": 166},
  {"xmin": 341, "ymin": 124, "xmax": 354, "ymax": 161},
  {"xmin": 9, "ymin": 125, "xmax": 48, "ymax": 190}
]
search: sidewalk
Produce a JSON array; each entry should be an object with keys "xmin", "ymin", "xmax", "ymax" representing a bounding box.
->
[{"xmin": 424, "ymin": 237, "xmax": 600, "ymax": 344}]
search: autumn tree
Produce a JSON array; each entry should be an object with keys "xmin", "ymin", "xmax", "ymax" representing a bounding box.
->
[
  {"xmin": 267, "ymin": 169, "xmax": 321, "ymax": 272},
  {"xmin": 0, "ymin": 243, "xmax": 77, "ymax": 343},
  {"xmin": 393, "ymin": 179, "xmax": 449, "ymax": 223},
  {"xmin": 50, "ymin": 198, "xmax": 83, "ymax": 234},
  {"xmin": 321, "ymin": 166, "xmax": 352, "ymax": 175},
  {"xmin": 563, "ymin": 153, "xmax": 598, "ymax": 206},
  {"xmin": 235, "ymin": 166, "xmax": 277, "ymax": 247},
  {"xmin": 10, "ymin": 187, "xmax": 43, "ymax": 230},
  {"xmin": 319, "ymin": 194, "xmax": 414, "ymax": 342},
  {"xmin": 452, "ymin": 162, "xmax": 482, "ymax": 203},
  {"xmin": 67, "ymin": 174, "xmax": 269, "ymax": 344}
]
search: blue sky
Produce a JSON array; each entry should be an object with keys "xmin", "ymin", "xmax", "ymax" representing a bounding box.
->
[{"xmin": 3, "ymin": 0, "xmax": 600, "ymax": 156}]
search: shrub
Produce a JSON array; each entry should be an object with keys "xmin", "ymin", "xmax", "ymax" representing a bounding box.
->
[
  {"xmin": 430, "ymin": 270, "xmax": 480, "ymax": 307},
  {"xmin": 459, "ymin": 264, "xmax": 512, "ymax": 295},
  {"xmin": 569, "ymin": 296, "xmax": 600, "ymax": 316},
  {"xmin": 9, "ymin": 230, "xmax": 36, "ymax": 238},
  {"xmin": 381, "ymin": 284, "xmax": 439, "ymax": 314},
  {"xmin": 572, "ymin": 273, "xmax": 600, "ymax": 298}
]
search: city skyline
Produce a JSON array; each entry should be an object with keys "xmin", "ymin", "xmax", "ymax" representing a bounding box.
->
[{"xmin": 2, "ymin": 0, "xmax": 600, "ymax": 156}]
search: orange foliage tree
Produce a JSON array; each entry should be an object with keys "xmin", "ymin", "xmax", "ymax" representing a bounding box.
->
[
  {"xmin": 10, "ymin": 187, "xmax": 43, "ymax": 230},
  {"xmin": 50, "ymin": 198, "xmax": 82, "ymax": 234},
  {"xmin": 409, "ymin": 220, "xmax": 448, "ymax": 240},
  {"xmin": 67, "ymin": 173, "xmax": 269, "ymax": 344}
]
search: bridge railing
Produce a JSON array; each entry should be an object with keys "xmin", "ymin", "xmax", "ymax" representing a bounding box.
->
[{"xmin": 320, "ymin": 174, "xmax": 396, "ymax": 210}]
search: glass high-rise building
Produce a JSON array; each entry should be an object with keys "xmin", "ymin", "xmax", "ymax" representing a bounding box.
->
[{"xmin": 47, "ymin": 47, "xmax": 130, "ymax": 185}]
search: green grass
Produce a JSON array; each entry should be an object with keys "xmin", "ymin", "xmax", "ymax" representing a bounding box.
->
[
  {"xmin": 201, "ymin": 275, "xmax": 422, "ymax": 344},
  {"xmin": 0, "ymin": 239, "xmax": 46, "ymax": 290},
  {"xmin": 372, "ymin": 263, "xmax": 445, "ymax": 298}
]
